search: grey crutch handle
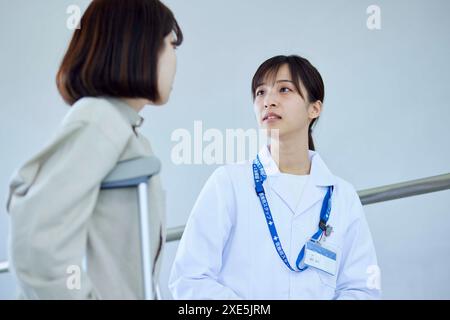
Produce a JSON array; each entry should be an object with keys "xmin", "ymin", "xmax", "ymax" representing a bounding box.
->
[{"xmin": 102, "ymin": 156, "xmax": 161, "ymax": 189}]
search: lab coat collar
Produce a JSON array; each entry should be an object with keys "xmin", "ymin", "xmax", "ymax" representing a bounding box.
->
[
  {"xmin": 257, "ymin": 145, "xmax": 336, "ymax": 186},
  {"xmin": 104, "ymin": 97, "xmax": 144, "ymax": 130},
  {"xmin": 257, "ymin": 145, "xmax": 336, "ymax": 216}
]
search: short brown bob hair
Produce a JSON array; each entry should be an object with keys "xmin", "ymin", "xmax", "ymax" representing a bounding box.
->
[{"xmin": 56, "ymin": 0, "xmax": 183, "ymax": 105}]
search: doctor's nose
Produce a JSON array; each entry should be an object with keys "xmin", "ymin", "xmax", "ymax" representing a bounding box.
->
[
  {"xmin": 264, "ymin": 101, "xmax": 277, "ymax": 109},
  {"xmin": 264, "ymin": 93, "xmax": 278, "ymax": 109}
]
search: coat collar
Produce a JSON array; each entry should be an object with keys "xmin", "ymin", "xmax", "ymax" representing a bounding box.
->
[
  {"xmin": 104, "ymin": 97, "xmax": 144, "ymax": 130},
  {"xmin": 257, "ymin": 145, "xmax": 336, "ymax": 216}
]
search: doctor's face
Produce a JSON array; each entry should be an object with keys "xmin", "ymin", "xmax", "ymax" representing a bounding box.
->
[{"xmin": 253, "ymin": 64, "xmax": 319, "ymax": 140}]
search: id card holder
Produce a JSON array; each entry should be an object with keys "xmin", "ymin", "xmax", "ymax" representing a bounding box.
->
[{"xmin": 304, "ymin": 239, "xmax": 337, "ymax": 276}]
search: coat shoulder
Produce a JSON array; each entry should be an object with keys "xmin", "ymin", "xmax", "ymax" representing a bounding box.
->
[
  {"xmin": 334, "ymin": 176, "xmax": 358, "ymax": 196},
  {"xmin": 60, "ymin": 97, "xmax": 133, "ymax": 147},
  {"xmin": 217, "ymin": 160, "xmax": 253, "ymax": 182},
  {"xmin": 333, "ymin": 175, "xmax": 365, "ymax": 221},
  {"xmin": 62, "ymin": 97, "xmax": 120, "ymax": 123}
]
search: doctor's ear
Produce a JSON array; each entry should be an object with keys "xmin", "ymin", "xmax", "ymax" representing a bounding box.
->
[{"xmin": 308, "ymin": 100, "xmax": 322, "ymax": 120}]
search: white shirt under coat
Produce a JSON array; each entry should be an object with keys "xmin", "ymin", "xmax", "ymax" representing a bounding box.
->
[{"xmin": 169, "ymin": 146, "xmax": 381, "ymax": 300}]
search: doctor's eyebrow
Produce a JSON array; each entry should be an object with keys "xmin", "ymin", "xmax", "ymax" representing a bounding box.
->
[{"xmin": 255, "ymin": 80, "xmax": 295, "ymax": 88}]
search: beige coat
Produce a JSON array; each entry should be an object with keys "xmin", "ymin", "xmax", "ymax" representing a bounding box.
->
[{"xmin": 6, "ymin": 97, "xmax": 166, "ymax": 299}]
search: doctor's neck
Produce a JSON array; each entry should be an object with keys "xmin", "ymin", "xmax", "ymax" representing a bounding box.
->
[{"xmin": 269, "ymin": 133, "xmax": 311, "ymax": 176}]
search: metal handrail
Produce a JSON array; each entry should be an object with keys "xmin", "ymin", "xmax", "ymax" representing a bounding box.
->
[
  {"xmin": 359, "ymin": 173, "xmax": 450, "ymax": 205},
  {"xmin": 0, "ymin": 261, "xmax": 8, "ymax": 274},
  {"xmin": 1, "ymin": 172, "xmax": 449, "ymax": 275}
]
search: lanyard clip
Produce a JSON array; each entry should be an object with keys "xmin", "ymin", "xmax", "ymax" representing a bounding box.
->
[{"xmin": 319, "ymin": 220, "xmax": 333, "ymax": 237}]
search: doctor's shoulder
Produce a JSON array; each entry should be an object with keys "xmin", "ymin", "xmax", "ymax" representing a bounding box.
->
[
  {"xmin": 203, "ymin": 161, "xmax": 253, "ymax": 198},
  {"xmin": 332, "ymin": 175, "xmax": 366, "ymax": 222},
  {"xmin": 215, "ymin": 160, "xmax": 253, "ymax": 185},
  {"xmin": 206, "ymin": 161, "xmax": 256, "ymax": 204}
]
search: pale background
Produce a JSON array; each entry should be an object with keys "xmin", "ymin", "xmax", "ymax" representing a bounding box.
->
[{"xmin": 1, "ymin": 0, "xmax": 449, "ymax": 299}]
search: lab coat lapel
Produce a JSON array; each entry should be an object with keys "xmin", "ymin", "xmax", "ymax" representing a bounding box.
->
[
  {"xmin": 258, "ymin": 146, "xmax": 304, "ymax": 214},
  {"xmin": 269, "ymin": 177, "xmax": 301, "ymax": 215},
  {"xmin": 294, "ymin": 178, "xmax": 323, "ymax": 217},
  {"xmin": 257, "ymin": 146, "xmax": 336, "ymax": 217},
  {"xmin": 296, "ymin": 150, "xmax": 336, "ymax": 216}
]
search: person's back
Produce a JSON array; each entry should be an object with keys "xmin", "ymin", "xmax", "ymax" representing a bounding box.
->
[
  {"xmin": 6, "ymin": 0, "xmax": 183, "ymax": 299},
  {"xmin": 7, "ymin": 97, "xmax": 166, "ymax": 299}
]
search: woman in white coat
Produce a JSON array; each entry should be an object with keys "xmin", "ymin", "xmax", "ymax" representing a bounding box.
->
[{"xmin": 169, "ymin": 55, "xmax": 381, "ymax": 300}]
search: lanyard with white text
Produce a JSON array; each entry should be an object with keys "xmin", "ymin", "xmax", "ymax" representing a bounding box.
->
[{"xmin": 253, "ymin": 155, "xmax": 334, "ymax": 272}]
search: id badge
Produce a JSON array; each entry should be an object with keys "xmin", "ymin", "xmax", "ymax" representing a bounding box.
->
[{"xmin": 304, "ymin": 240, "xmax": 337, "ymax": 275}]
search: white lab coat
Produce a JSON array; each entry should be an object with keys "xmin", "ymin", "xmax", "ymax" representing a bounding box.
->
[{"xmin": 169, "ymin": 146, "xmax": 381, "ymax": 300}]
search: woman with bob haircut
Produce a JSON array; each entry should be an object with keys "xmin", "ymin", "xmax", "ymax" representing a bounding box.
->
[{"xmin": 6, "ymin": 0, "xmax": 182, "ymax": 299}]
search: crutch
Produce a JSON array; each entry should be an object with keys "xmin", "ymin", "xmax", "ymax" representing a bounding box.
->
[{"xmin": 101, "ymin": 156, "xmax": 162, "ymax": 300}]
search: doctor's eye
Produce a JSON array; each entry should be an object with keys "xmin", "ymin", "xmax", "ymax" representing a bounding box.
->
[
  {"xmin": 256, "ymin": 90, "xmax": 265, "ymax": 96},
  {"xmin": 280, "ymin": 87, "xmax": 292, "ymax": 93}
]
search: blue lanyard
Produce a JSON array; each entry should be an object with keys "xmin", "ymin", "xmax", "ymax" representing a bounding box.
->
[{"xmin": 253, "ymin": 155, "xmax": 333, "ymax": 272}]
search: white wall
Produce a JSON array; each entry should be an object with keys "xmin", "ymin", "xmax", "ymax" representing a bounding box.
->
[{"xmin": 1, "ymin": 0, "xmax": 449, "ymax": 299}]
